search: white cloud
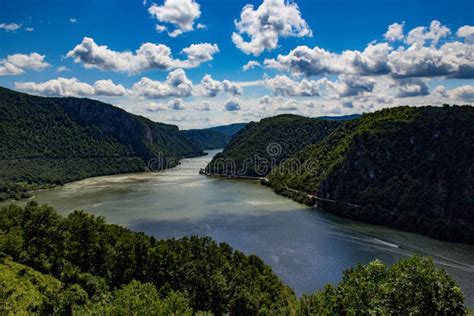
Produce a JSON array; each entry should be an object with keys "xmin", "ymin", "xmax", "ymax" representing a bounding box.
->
[
  {"xmin": 265, "ymin": 75, "xmax": 323, "ymax": 96},
  {"xmin": 448, "ymin": 85, "xmax": 474, "ymax": 102},
  {"xmin": 25, "ymin": 27, "xmax": 34, "ymax": 32},
  {"xmin": 15, "ymin": 77, "xmax": 128, "ymax": 97},
  {"xmin": 384, "ymin": 22, "xmax": 404, "ymax": 42},
  {"xmin": 199, "ymin": 74, "xmax": 242, "ymax": 97},
  {"xmin": 196, "ymin": 23, "xmax": 206, "ymax": 29},
  {"xmin": 15, "ymin": 77, "xmax": 95, "ymax": 96},
  {"xmin": 391, "ymin": 78, "xmax": 430, "ymax": 98},
  {"xmin": 200, "ymin": 74, "xmax": 222, "ymax": 97},
  {"xmin": 457, "ymin": 25, "xmax": 474, "ymax": 44},
  {"xmin": 132, "ymin": 68, "xmax": 193, "ymax": 98},
  {"xmin": 0, "ymin": 23, "xmax": 22, "ymax": 31},
  {"xmin": 388, "ymin": 42, "xmax": 474, "ymax": 79},
  {"xmin": 222, "ymin": 80, "xmax": 243, "ymax": 96},
  {"xmin": 224, "ymin": 98, "xmax": 241, "ymax": 111},
  {"xmin": 0, "ymin": 53, "xmax": 50, "ymax": 76},
  {"xmin": 242, "ymin": 60, "xmax": 261, "ymax": 71},
  {"xmin": 264, "ymin": 24, "xmax": 473, "ymax": 79},
  {"xmin": 69, "ymin": 18, "xmax": 78, "ymax": 24},
  {"xmin": 327, "ymin": 75, "xmax": 376, "ymax": 97},
  {"xmin": 406, "ymin": 20, "xmax": 450, "ymax": 46},
  {"xmin": 276, "ymin": 99, "xmax": 298, "ymax": 111},
  {"xmin": 57, "ymin": 66, "xmax": 70, "ymax": 73},
  {"xmin": 93, "ymin": 79, "xmax": 128, "ymax": 96},
  {"xmin": 148, "ymin": 0, "xmax": 201, "ymax": 37},
  {"xmin": 169, "ymin": 98, "xmax": 186, "ymax": 110},
  {"xmin": 259, "ymin": 95, "xmax": 272, "ymax": 105},
  {"xmin": 66, "ymin": 37, "xmax": 219, "ymax": 74},
  {"xmin": 232, "ymin": 0, "xmax": 312, "ymax": 56},
  {"xmin": 264, "ymin": 43, "xmax": 392, "ymax": 77}
]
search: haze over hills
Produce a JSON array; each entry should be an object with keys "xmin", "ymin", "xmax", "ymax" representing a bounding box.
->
[{"xmin": 183, "ymin": 123, "xmax": 247, "ymax": 150}]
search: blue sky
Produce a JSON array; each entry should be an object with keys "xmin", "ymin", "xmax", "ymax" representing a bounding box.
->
[{"xmin": 1, "ymin": 0, "xmax": 473, "ymax": 128}]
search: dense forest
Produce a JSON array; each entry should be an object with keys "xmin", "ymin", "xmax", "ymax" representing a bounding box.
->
[
  {"xmin": 205, "ymin": 115, "xmax": 341, "ymax": 177},
  {"xmin": 268, "ymin": 105, "xmax": 474, "ymax": 243},
  {"xmin": 0, "ymin": 87, "xmax": 204, "ymax": 201},
  {"xmin": 183, "ymin": 123, "xmax": 247, "ymax": 150},
  {"xmin": 0, "ymin": 203, "xmax": 468, "ymax": 314}
]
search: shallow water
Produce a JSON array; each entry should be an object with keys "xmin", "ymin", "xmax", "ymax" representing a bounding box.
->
[{"xmin": 3, "ymin": 150, "xmax": 474, "ymax": 305}]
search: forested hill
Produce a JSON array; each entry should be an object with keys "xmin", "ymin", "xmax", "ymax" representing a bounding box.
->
[
  {"xmin": 269, "ymin": 105, "xmax": 474, "ymax": 243},
  {"xmin": 183, "ymin": 123, "xmax": 247, "ymax": 150},
  {"xmin": 205, "ymin": 114, "xmax": 341, "ymax": 177},
  {"xmin": 0, "ymin": 202, "xmax": 468, "ymax": 314},
  {"xmin": 0, "ymin": 87, "xmax": 203, "ymax": 200}
]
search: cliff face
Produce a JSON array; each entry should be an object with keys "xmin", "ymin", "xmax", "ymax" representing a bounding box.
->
[
  {"xmin": 269, "ymin": 106, "xmax": 474, "ymax": 243},
  {"xmin": 205, "ymin": 114, "xmax": 341, "ymax": 177},
  {"xmin": 0, "ymin": 87, "xmax": 203, "ymax": 200}
]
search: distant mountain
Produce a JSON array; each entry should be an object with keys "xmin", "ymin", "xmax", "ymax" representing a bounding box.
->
[
  {"xmin": 183, "ymin": 123, "xmax": 247, "ymax": 150},
  {"xmin": 205, "ymin": 123, "xmax": 248, "ymax": 136},
  {"xmin": 269, "ymin": 106, "xmax": 474, "ymax": 243},
  {"xmin": 205, "ymin": 114, "xmax": 341, "ymax": 177},
  {"xmin": 0, "ymin": 87, "xmax": 203, "ymax": 200},
  {"xmin": 318, "ymin": 114, "xmax": 361, "ymax": 121}
]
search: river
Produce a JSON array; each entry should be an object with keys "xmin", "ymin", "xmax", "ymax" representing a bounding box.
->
[{"xmin": 3, "ymin": 150, "xmax": 474, "ymax": 305}]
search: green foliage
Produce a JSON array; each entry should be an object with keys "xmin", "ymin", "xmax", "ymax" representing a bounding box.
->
[
  {"xmin": 298, "ymin": 255, "xmax": 468, "ymax": 315},
  {"xmin": 0, "ymin": 202, "xmax": 296, "ymax": 315},
  {"xmin": 0, "ymin": 203, "xmax": 469, "ymax": 314},
  {"xmin": 77, "ymin": 281, "xmax": 195, "ymax": 315},
  {"xmin": 269, "ymin": 106, "xmax": 474, "ymax": 243},
  {"xmin": 206, "ymin": 114, "xmax": 341, "ymax": 177},
  {"xmin": 0, "ymin": 87, "xmax": 204, "ymax": 201}
]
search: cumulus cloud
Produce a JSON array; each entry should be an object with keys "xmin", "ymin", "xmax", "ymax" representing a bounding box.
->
[
  {"xmin": 265, "ymin": 75, "xmax": 323, "ymax": 96},
  {"xmin": 392, "ymin": 78, "xmax": 430, "ymax": 98},
  {"xmin": 457, "ymin": 25, "xmax": 474, "ymax": 44},
  {"xmin": 93, "ymin": 79, "xmax": 128, "ymax": 96},
  {"xmin": 259, "ymin": 95, "xmax": 272, "ymax": 105},
  {"xmin": 384, "ymin": 22, "xmax": 404, "ymax": 42},
  {"xmin": 327, "ymin": 75, "xmax": 375, "ymax": 97},
  {"xmin": 66, "ymin": 37, "xmax": 219, "ymax": 74},
  {"xmin": 277, "ymin": 99, "xmax": 298, "ymax": 111},
  {"xmin": 224, "ymin": 98, "xmax": 241, "ymax": 111},
  {"xmin": 15, "ymin": 77, "xmax": 128, "ymax": 97},
  {"xmin": 148, "ymin": 0, "xmax": 201, "ymax": 37},
  {"xmin": 0, "ymin": 23, "xmax": 22, "ymax": 31},
  {"xmin": 15, "ymin": 77, "xmax": 95, "ymax": 96},
  {"xmin": 222, "ymin": 80, "xmax": 243, "ymax": 96},
  {"xmin": 57, "ymin": 66, "xmax": 70, "ymax": 73},
  {"xmin": 132, "ymin": 68, "xmax": 193, "ymax": 98},
  {"xmin": 264, "ymin": 21, "xmax": 473, "ymax": 79},
  {"xmin": 146, "ymin": 102, "xmax": 168, "ymax": 112},
  {"xmin": 242, "ymin": 60, "xmax": 261, "ymax": 71},
  {"xmin": 232, "ymin": 0, "xmax": 312, "ymax": 56},
  {"xmin": 199, "ymin": 74, "xmax": 242, "ymax": 97},
  {"xmin": 0, "ymin": 53, "xmax": 50, "ymax": 76},
  {"xmin": 264, "ymin": 43, "xmax": 392, "ymax": 77},
  {"xmin": 448, "ymin": 85, "xmax": 474, "ymax": 102},
  {"xmin": 406, "ymin": 20, "xmax": 450, "ymax": 46},
  {"xmin": 168, "ymin": 98, "xmax": 186, "ymax": 110}
]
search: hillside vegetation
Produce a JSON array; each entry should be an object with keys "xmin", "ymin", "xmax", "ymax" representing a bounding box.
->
[
  {"xmin": 269, "ymin": 106, "xmax": 474, "ymax": 243},
  {"xmin": 0, "ymin": 87, "xmax": 204, "ymax": 201},
  {"xmin": 0, "ymin": 203, "xmax": 468, "ymax": 314},
  {"xmin": 206, "ymin": 115, "xmax": 341, "ymax": 177}
]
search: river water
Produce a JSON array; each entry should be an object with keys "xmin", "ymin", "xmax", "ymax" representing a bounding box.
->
[{"xmin": 3, "ymin": 150, "xmax": 474, "ymax": 305}]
